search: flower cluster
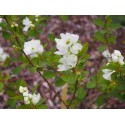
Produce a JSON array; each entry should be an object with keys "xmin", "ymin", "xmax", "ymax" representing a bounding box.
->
[
  {"xmin": 11, "ymin": 22, "xmax": 18, "ymax": 28},
  {"xmin": 54, "ymin": 33, "xmax": 82, "ymax": 71},
  {"xmin": 102, "ymin": 50, "xmax": 124, "ymax": 65},
  {"xmin": 0, "ymin": 47, "xmax": 9, "ymax": 62},
  {"xmin": 23, "ymin": 17, "xmax": 35, "ymax": 32},
  {"xmin": 19, "ymin": 86, "xmax": 41, "ymax": 105},
  {"xmin": 102, "ymin": 50, "xmax": 124, "ymax": 81},
  {"xmin": 23, "ymin": 39, "xmax": 44, "ymax": 58}
]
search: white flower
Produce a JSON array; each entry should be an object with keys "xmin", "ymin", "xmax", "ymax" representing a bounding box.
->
[
  {"xmin": 111, "ymin": 50, "xmax": 124, "ymax": 65},
  {"xmin": 0, "ymin": 53, "xmax": 9, "ymax": 61},
  {"xmin": 54, "ymin": 33, "xmax": 79, "ymax": 55},
  {"xmin": 32, "ymin": 93, "xmax": 41, "ymax": 105},
  {"xmin": 19, "ymin": 86, "xmax": 41, "ymax": 105},
  {"xmin": 102, "ymin": 50, "xmax": 111, "ymax": 58},
  {"xmin": 19, "ymin": 86, "xmax": 28, "ymax": 93},
  {"xmin": 23, "ymin": 39, "xmax": 44, "ymax": 58},
  {"xmin": 102, "ymin": 69, "xmax": 115, "ymax": 81},
  {"xmin": 0, "ymin": 47, "xmax": 9, "ymax": 62},
  {"xmin": 23, "ymin": 17, "xmax": 34, "ymax": 32},
  {"xmin": 55, "ymin": 33, "xmax": 83, "ymax": 71}
]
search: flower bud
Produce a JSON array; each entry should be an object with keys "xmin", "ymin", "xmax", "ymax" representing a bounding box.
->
[
  {"xmin": 35, "ymin": 18, "xmax": 38, "ymax": 22},
  {"xmin": 19, "ymin": 86, "xmax": 24, "ymax": 93},
  {"xmin": 24, "ymin": 97, "xmax": 29, "ymax": 102},
  {"xmin": 23, "ymin": 91, "xmax": 29, "ymax": 97},
  {"xmin": 11, "ymin": 24, "xmax": 14, "ymax": 28}
]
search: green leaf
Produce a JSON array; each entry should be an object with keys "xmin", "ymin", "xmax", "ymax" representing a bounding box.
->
[
  {"xmin": 2, "ymin": 31, "xmax": 11, "ymax": 40},
  {"xmin": 16, "ymin": 79, "xmax": 26, "ymax": 88},
  {"xmin": 106, "ymin": 16, "xmax": 112, "ymax": 28},
  {"xmin": 7, "ymin": 99, "xmax": 17, "ymax": 108},
  {"xmin": 32, "ymin": 83, "xmax": 39, "ymax": 94},
  {"xmin": 110, "ymin": 23, "xmax": 121, "ymax": 29},
  {"xmin": 97, "ymin": 45, "xmax": 106, "ymax": 52},
  {"xmin": 10, "ymin": 96, "xmax": 23, "ymax": 100},
  {"xmin": 94, "ymin": 31, "xmax": 105, "ymax": 43},
  {"xmin": 107, "ymin": 35, "xmax": 116, "ymax": 43},
  {"xmin": 27, "ymin": 66, "xmax": 37, "ymax": 73},
  {"xmin": 80, "ymin": 54, "xmax": 90, "ymax": 61},
  {"xmin": 86, "ymin": 82, "xmax": 96, "ymax": 89},
  {"xmin": 55, "ymin": 76, "xmax": 66, "ymax": 87},
  {"xmin": 43, "ymin": 70, "xmax": 56, "ymax": 79},
  {"xmin": 13, "ymin": 66, "xmax": 22, "ymax": 74},
  {"xmin": 62, "ymin": 71, "xmax": 78, "ymax": 84},
  {"xmin": 78, "ymin": 43, "xmax": 88, "ymax": 58},
  {"xmin": 96, "ymin": 94, "xmax": 104, "ymax": 106},
  {"xmin": 0, "ymin": 82, "xmax": 4, "ymax": 92},
  {"xmin": 93, "ymin": 18, "xmax": 104, "ymax": 27},
  {"xmin": 77, "ymin": 88, "xmax": 86, "ymax": 100},
  {"xmin": 105, "ymin": 63, "xmax": 119, "ymax": 70}
]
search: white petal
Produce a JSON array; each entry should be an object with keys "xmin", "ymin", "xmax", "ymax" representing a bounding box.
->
[
  {"xmin": 24, "ymin": 97, "xmax": 29, "ymax": 102},
  {"xmin": 19, "ymin": 86, "xmax": 24, "ymax": 93},
  {"xmin": 32, "ymin": 93, "xmax": 41, "ymax": 105},
  {"xmin": 28, "ymin": 94, "xmax": 33, "ymax": 99},
  {"xmin": 70, "ymin": 43, "xmax": 82, "ymax": 54},
  {"xmin": 58, "ymin": 64, "xmax": 69, "ymax": 71},
  {"xmin": 102, "ymin": 50, "xmax": 111, "ymax": 58},
  {"xmin": 23, "ymin": 26, "xmax": 29, "ymax": 32},
  {"xmin": 23, "ymin": 91, "xmax": 29, "ymax": 97}
]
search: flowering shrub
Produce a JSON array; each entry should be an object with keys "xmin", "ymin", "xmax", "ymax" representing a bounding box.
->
[{"xmin": 0, "ymin": 15, "xmax": 125, "ymax": 109}]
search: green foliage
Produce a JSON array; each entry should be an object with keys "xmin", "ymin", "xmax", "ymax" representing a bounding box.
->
[
  {"xmin": 96, "ymin": 94, "xmax": 104, "ymax": 107},
  {"xmin": 55, "ymin": 76, "xmax": 66, "ymax": 87},
  {"xmin": 2, "ymin": 31, "xmax": 11, "ymax": 40},
  {"xmin": 77, "ymin": 87, "xmax": 86, "ymax": 100},
  {"xmin": 61, "ymin": 71, "xmax": 78, "ymax": 85},
  {"xmin": 0, "ymin": 82, "xmax": 4, "ymax": 92},
  {"xmin": 13, "ymin": 66, "xmax": 23, "ymax": 74},
  {"xmin": 43, "ymin": 70, "xmax": 56, "ymax": 79},
  {"xmin": 93, "ymin": 16, "xmax": 121, "ymax": 50},
  {"xmin": 86, "ymin": 82, "xmax": 96, "ymax": 89},
  {"xmin": 93, "ymin": 18, "xmax": 104, "ymax": 27}
]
